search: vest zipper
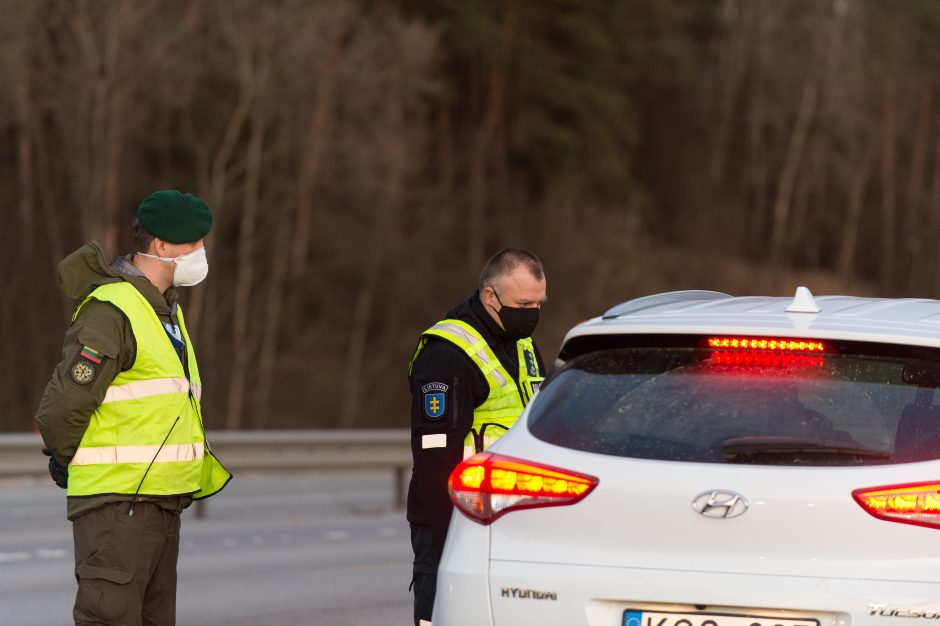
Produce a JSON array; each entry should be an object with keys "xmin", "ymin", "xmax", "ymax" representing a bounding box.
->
[{"xmin": 128, "ymin": 415, "xmax": 180, "ymax": 516}]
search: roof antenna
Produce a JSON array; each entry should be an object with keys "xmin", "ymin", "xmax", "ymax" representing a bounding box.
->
[{"xmin": 786, "ymin": 286, "xmax": 820, "ymax": 314}]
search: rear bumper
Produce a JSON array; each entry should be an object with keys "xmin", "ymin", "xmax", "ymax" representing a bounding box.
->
[{"xmin": 438, "ymin": 557, "xmax": 940, "ymax": 626}]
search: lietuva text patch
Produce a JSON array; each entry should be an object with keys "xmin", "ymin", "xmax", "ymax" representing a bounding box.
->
[{"xmin": 422, "ymin": 382, "xmax": 449, "ymax": 420}]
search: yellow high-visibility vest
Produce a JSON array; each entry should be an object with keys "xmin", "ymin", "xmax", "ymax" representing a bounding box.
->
[
  {"xmin": 67, "ymin": 282, "xmax": 230, "ymax": 500},
  {"xmin": 410, "ymin": 319, "xmax": 544, "ymax": 458}
]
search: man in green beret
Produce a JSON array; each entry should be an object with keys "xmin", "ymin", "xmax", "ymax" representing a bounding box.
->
[{"xmin": 36, "ymin": 189, "xmax": 231, "ymax": 625}]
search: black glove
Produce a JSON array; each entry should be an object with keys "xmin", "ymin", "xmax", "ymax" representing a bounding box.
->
[{"xmin": 41, "ymin": 448, "xmax": 68, "ymax": 489}]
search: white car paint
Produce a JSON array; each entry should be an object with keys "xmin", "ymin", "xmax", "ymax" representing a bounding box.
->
[{"xmin": 434, "ymin": 288, "xmax": 940, "ymax": 626}]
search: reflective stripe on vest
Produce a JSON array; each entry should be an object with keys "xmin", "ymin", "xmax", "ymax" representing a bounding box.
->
[
  {"xmin": 410, "ymin": 318, "xmax": 544, "ymax": 456},
  {"xmin": 71, "ymin": 442, "xmax": 205, "ymax": 466},
  {"xmin": 421, "ymin": 321, "xmax": 508, "ymax": 387},
  {"xmin": 102, "ymin": 377, "xmax": 203, "ymax": 404},
  {"xmin": 67, "ymin": 282, "xmax": 230, "ymax": 500}
]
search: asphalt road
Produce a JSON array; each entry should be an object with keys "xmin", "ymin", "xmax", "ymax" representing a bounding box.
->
[{"xmin": 1, "ymin": 469, "xmax": 414, "ymax": 625}]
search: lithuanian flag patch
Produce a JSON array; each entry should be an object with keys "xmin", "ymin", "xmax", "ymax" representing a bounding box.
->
[{"xmin": 80, "ymin": 346, "xmax": 103, "ymax": 364}]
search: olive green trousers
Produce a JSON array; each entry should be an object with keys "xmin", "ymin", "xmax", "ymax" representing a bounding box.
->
[{"xmin": 72, "ymin": 502, "xmax": 181, "ymax": 625}]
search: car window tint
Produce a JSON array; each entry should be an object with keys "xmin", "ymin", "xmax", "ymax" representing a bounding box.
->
[{"xmin": 528, "ymin": 347, "xmax": 940, "ymax": 466}]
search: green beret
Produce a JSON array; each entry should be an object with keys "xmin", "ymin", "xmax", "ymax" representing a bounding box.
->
[{"xmin": 136, "ymin": 190, "xmax": 212, "ymax": 244}]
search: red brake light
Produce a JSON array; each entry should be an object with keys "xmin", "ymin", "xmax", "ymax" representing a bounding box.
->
[
  {"xmin": 448, "ymin": 453, "xmax": 599, "ymax": 525},
  {"xmin": 705, "ymin": 336, "xmax": 828, "ymax": 369},
  {"xmin": 853, "ymin": 482, "xmax": 940, "ymax": 530},
  {"xmin": 707, "ymin": 336, "xmax": 826, "ymax": 352},
  {"xmin": 709, "ymin": 351, "xmax": 825, "ymax": 369}
]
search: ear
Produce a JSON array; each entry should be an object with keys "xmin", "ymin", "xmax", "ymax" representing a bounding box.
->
[
  {"xmin": 482, "ymin": 286, "xmax": 497, "ymax": 310},
  {"xmin": 150, "ymin": 238, "xmax": 169, "ymax": 256}
]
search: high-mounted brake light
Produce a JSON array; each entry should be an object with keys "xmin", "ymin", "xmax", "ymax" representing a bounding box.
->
[
  {"xmin": 707, "ymin": 336, "xmax": 826, "ymax": 352},
  {"xmin": 710, "ymin": 351, "xmax": 824, "ymax": 369},
  {"xmin": 448, "ymin": 453, "xmax": 598, "ymax": 525},
  {"xmin": 853, "ymin": 482, "xmax": 940, "ymax": 530}
]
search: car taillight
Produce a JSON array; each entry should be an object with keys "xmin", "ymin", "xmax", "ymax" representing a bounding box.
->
[
  {"xmin": 853, "ymin": 482, "xmax": 940, "ymax": 529},
  {"xmin": 448, "ymin": 453, "xmax": 598, "ymax": 525}
]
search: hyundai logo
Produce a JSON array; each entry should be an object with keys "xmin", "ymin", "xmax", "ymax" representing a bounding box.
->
[{"xmin": 692, "ymin": 490, "xmax": 749, "ymax": 518}]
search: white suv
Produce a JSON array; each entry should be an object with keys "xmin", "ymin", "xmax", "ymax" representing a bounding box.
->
[{"xmin": 434, "ymin": 287, "xmax": 940, "ymax": 626}]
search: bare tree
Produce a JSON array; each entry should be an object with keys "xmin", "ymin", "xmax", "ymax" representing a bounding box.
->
[
  {"xmin": 466, "ymin": 2, "xmax": 522, "ymax": 272},
  {"xmin": 879, "ymin": 39, "xmax": 899, "ymax": 294},
  {"xmin": 225, "ymin": 10, "xmax": 272, "ymax": 430},
  {"xmin": 899, "ymin": 78, "xmax": 932, "ymax": 291}
]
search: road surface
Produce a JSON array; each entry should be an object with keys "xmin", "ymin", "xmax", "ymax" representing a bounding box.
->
[{"xmin": 1, "ymin": 469, "xmax": 414, "ymax": 625}]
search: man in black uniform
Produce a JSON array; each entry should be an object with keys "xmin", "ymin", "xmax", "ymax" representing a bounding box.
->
[{"xmin": 407, "ymin": 248, "xmax": 547, "ymax": 625}]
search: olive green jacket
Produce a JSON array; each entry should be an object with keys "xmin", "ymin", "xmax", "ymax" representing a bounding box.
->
[{"xmin": 35, "ymin": 242, "xmax": 193, "ymax": 520}]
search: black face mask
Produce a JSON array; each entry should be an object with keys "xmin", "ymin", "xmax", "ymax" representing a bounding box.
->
[{"xmin": 492, "ymin": 290, "xmax": 540, "ymax": 339}]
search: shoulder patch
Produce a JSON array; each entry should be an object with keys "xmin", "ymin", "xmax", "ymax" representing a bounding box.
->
[
  {"xmin": 422, "ymin": 382, "xmax": 449, "ymax": 420},
  {"xmin": 70, "ymin": 359, "xmax": 97, "ymax": 385},
  {"xmin": 68, "ymin": 345, "xmax": 107, "ymax": 387}
]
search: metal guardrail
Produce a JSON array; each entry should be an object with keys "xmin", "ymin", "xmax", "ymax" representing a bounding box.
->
[{"xmin": 0, "ymin": 429, "xmax": 413, "ymax": 511}]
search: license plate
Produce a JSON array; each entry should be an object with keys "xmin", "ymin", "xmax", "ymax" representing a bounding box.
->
[{"xmin": 623, "ymin": 609, "xmax": 818, "ymax": 626}]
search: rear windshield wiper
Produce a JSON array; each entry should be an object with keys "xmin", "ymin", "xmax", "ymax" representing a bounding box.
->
[{"xmin": 723, "ymin": 436, "xmax": 891, "ymax": 461}]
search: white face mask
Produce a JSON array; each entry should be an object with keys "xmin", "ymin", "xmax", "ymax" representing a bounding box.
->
[{"xmin": 138, "ymin": 246, "xmax": 209, "ymax": 287}]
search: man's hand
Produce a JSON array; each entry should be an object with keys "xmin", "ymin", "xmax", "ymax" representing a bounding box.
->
[{"xmin": 41, "ymin": 448, "xmax": 68, "ymax": 489}]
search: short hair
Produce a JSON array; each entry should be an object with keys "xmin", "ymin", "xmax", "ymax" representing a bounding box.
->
[
  {"xmin": 478, "ymin": 248, "xmax": 544, "ymax": 291},
  {"xmin": 132, "ymin": 217, "xmax": 156, "ymax": 253}
]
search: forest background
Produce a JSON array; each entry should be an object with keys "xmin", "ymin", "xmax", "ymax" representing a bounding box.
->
[{"xmin": 3, "ymin": 0, "xmax": 939, "ymax": 431}]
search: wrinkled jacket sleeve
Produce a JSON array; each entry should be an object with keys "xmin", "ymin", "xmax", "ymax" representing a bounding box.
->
[
  {"xmin": 406, "ymin": 339, "xmax": 486, "ymax": 555},
  {"xmin": 35, "ymin": 301, "xmax": 131, "ymax": 467}
]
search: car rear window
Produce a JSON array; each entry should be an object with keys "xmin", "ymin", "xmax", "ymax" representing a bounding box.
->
[{"xmin": 528, "ymin": 340, "xmax": 940, "ymax": 466}]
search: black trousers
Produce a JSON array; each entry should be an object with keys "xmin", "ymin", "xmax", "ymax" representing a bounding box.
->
[
  {"xmin": 72, "ymin": 502, "xmax": 181, "ymax": 626},
  {"xmin": 411, "ymin": 523, "xmax": 442, "ymax": 626}
]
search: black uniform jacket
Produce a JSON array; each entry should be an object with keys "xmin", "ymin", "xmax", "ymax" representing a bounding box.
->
[{"xmin": 406, "ymin": 292, "xmax": 545, "ymax": 554}]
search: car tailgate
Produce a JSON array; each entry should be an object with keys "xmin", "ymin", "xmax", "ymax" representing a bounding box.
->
[{"xmin": 487, "ymin": 442, "xmax": 940, "ymax": 582}]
